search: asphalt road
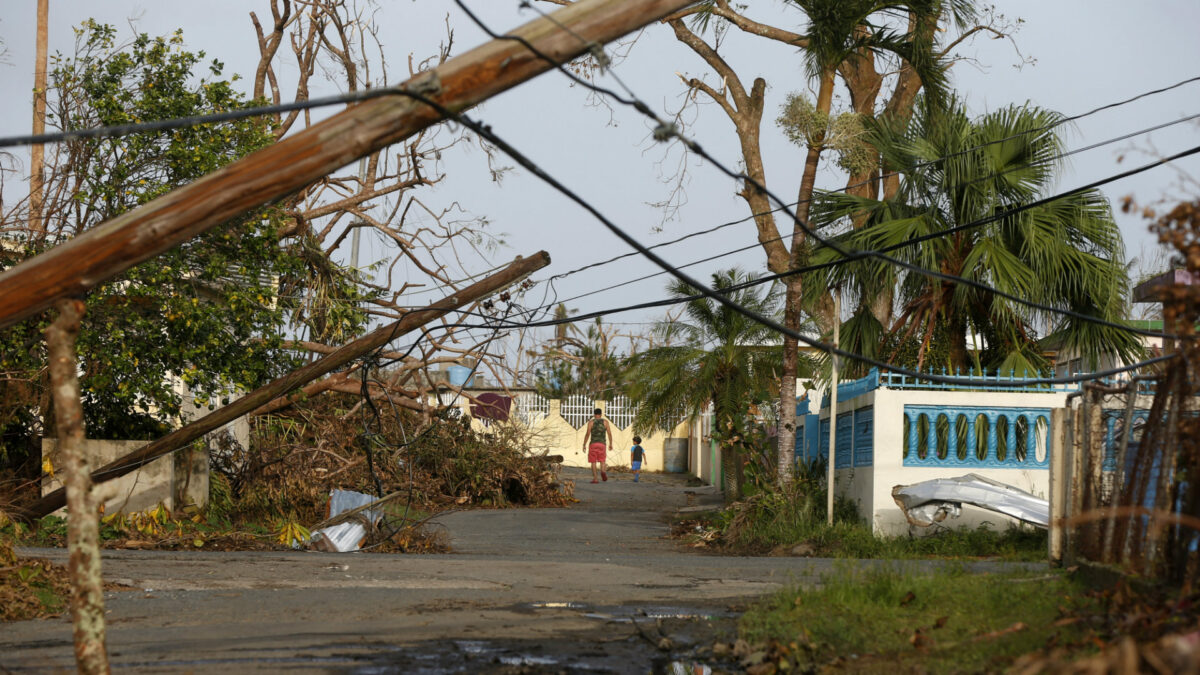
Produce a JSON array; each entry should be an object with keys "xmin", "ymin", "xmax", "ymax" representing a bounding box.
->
[{"xmin": 2, "ymin": 468, "xmax": 1030, "ymax": 673}]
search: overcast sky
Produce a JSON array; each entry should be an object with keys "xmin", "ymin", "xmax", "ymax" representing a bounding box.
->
[{"xmin": 2, "ymin": 1, "xmax": 1198, "ymax": 366}]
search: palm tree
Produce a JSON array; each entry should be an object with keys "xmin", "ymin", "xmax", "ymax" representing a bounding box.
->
[
  {"xmin": 805, "ymin": 98, "xmax": 1142, "ymax": 375},
  {"xmin": 768, "ymin": 0, "xmax": 964, "ymax": 482},
  {"xmin": 624, "ymin": 269, "xmax": 790, "ymax": 501}
]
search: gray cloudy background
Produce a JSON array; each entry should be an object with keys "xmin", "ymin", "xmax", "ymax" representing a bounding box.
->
[{"xmin": 2, "ymin": 1, "xmax": 1198, "ymax": 359}]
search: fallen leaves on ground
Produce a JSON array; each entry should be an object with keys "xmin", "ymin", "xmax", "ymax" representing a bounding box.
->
[{"xmin": 0, "ymin": 552, "xmax": 70, "ymax": 622}]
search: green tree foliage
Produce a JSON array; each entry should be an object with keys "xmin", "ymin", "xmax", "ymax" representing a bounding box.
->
[
  {"xmin": 805, "ymin": 97, "xmax": 1142, "ymax": 376},
  {"xmin": 531, "ymin": 306, "xmax": 627, "ymax": 399},
  {"xmin": 624, "ymin": 269, "xmax": 794, "ymax": 499},
  {"xmin": 1, "ymin": 21, "xmax": 309, "ymax": 457}
]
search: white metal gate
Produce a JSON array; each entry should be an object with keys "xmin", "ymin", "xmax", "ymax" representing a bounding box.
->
[
  {"xmin": 606, "ymin": 395, "xmax": 637, "ymax": 430},
  {"xmin": 561, "ymin": 394, "xmax": 593, "ymax": 429},
  {"xmin": 515, "ymin": 392, "xmax": 549, "ymax": 426}
]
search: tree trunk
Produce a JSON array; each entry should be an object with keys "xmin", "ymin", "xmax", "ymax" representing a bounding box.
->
[
  {"xmin": 776, "ymin": 275, "xmax": 801, "ymax": 484},
  {"xmin": 776, "ymin": 66, "xmax": 835, "ymax": 486},
  {"xmin": 720, "ymin": 443, "xmax": 739, "ymax": 505},
  {"xmin": 46, "ymin": 299, "xmax": 110, "ymax": 675},
  {"xmin": 946, "ymin": 309, "xmax": 970, "ymax": 372}
]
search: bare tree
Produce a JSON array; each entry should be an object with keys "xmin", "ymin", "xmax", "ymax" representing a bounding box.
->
[{"xmin": 247, "ymin": 0, "xmax": 510, "ymax": 411}]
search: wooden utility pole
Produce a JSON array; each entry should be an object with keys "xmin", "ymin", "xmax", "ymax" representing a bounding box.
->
[
  {"xmin": 0, "ymin": 0, "xmax": 694, "ymax": 330},
  {"xmin": 17, "ymin": 252, "xmax": 549, "ymax": 521},
  {"xmin": 29, "ymin": 0, "xmax": 49, "ymax": 233}
]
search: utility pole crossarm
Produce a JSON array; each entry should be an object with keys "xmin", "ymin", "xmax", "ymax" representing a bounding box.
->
[{"xmin": 0, "ymin": 0, "xmax": 694, "ymax": 329}]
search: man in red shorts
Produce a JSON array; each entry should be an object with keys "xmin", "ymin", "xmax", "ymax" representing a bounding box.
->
[{"xmin": 582, "ymin": 408, "xmax": 613, "ymax": 483}]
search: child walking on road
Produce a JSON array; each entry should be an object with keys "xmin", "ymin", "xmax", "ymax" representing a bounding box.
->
[{"xmin": 630, "ymin": 436, "xmax": 646, "ymax": 482}]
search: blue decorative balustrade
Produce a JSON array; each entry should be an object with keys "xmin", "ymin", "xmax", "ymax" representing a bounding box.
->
[
  {"xmin": 882, "ymin": 368, "xmax": 1078, "ymax": 393},
  {"xmin": 812, "ymin": 367, "xmax": 1155, "ymax": 399},
  {"xmin": 902, "ymin": 405, "xmax": 1051, "ymax": 468},
  {"xmin": 821, "ymin": 368, "xmax": 880, "ymax": 406}
]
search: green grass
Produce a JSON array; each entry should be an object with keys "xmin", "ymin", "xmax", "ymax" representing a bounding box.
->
[
  {"xmin": 740, "ymin": 564, "xmax": 1095, "ymax": 673},
  {"xmin": 804, "ymin": 521, "xmax": 1047, "ymax": 560},
  {"xmin": 32, "ymin": 584, "xmax": 66, "ymax": 614},
  {"xmin": 716, "ymin": 498, "xmax": 1047, "ymax": 560}
]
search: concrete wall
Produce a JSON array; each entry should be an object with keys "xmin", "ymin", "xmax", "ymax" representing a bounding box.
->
[
  {"xmin": 41, "ymin": 438, "xmax": 208, "ymax": 516},
  {"xmin": 817, "ymin": 387, "xmax": 1068, "ymax": 536},
  {"xmin": 449, "ymin": 395, "xmax": 696, "ymax": 475}
]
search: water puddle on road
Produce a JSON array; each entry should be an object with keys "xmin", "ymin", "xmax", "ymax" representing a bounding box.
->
[
  {"xmin": 519, "ymin": 600, "xmax": 736, "ymax": 623},
  {"xmin": 526, "ymin": 601, "xmax": 589, "ymax": 610},
  {"xmin": 347, "ymin": 638, "xmax": 711, "ymax": 674},
  {"xmin": 342, "ymin": 603, "xmax": 736, "ymax": 673},
  {"xmin": 348, "ymin": 639, "xmax": 607, "ymax": 673}
]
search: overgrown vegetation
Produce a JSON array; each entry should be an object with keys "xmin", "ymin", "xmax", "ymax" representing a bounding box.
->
[
  {"xmin": 625, "ymin": 268, "xmax": 791, "ymax": 501},
  {"xmin": 734, "ymin": 564, "xmax": 1097, "ymax": 673},
  {"xmin": 227, "ymin": 395, "xmax": 571, "ymax": 523},
  {"xmin": 530, "ymin": 308, "xmax": 637, "ymax": 399}
]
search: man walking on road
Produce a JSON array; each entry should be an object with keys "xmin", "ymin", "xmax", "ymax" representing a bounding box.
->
[{"xmin": 583, "ymin": 408, "xmax": 613, "ymax": 483}]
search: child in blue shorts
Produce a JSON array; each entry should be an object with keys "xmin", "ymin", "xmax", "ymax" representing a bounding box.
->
[{"xmin": 630, "ymin": 436, "xmax": 646, "ymax": 482}]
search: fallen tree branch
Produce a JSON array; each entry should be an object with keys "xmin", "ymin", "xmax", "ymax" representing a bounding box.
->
[{"xmin": 14, "ymin": 252, "xmax": 549, "ymax": 522}]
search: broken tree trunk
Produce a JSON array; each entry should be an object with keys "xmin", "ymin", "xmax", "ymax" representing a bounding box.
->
[
  {"xmin": 46, "ymin": 299, "xmax": 111, "ymax": 675},
  {"xmin": 0, "ymin": 0, "xmax": 694, "ymax": 330},
  {"xmin": 17, "ymin": 252, "xmax": 549, "ymax": 522}
]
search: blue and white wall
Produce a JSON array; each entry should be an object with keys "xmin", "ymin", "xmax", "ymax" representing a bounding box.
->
[{"xmin": 797, "ymin": 370, "xmax": 1071, "ymax": 535}]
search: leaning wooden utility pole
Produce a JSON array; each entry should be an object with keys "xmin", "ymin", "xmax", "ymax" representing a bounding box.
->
[
  {"xmin": 0, "ymin": 0, "xmax": 694, "ymax": 330},
  {"xmin": 17, "ymin": 252, "xmax": 549, "ymax": 522}
]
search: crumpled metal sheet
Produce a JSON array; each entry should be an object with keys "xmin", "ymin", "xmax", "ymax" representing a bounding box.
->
[
  {"xmin": 904, "ymin": 501, "xmax": 962, "ymax": 526},
  {"xmin": 892, "ymin": 473, "xmax": 1049, "ymax": 529},
  {"xmin": 308, "ymin": 489, "xmax": 384, "ymax": 552}
]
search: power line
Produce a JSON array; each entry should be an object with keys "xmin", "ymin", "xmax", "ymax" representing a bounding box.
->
[
  {"xmin": 547, "ymin": 109, "xmax": 1200, "ymax": 285},
  {"xmin": 538, "ymin": 113, "xmax": 1200, "ymax": 328},
  {"xmin": 375, "ymin": 85, "xmax": 1180, "ymax": 387},
  {"xmin": 383, "ymin": 301, "xmax": 1178, "ymax": 388},
  {"xmin": 0, "ymin": 88, "xmax": 403, "ymax": 148},
  {"xmin": 512, "ymin": 0, "xmax": 1200, "ymax": 198},
  {"xmin": 6, "ymin": 8, "xmax": 1191, "ymax": 332},
  {"xmin": 549, "ymin": 143, "xmax": 1198, "ymax": 340},
  {"xmin": 8, "ymin": 5, "xmax": 1185, "ymax": 386},
  {"xmin": 457, "ymin": 0, "xmax": 1192, "ymax": 342}
]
